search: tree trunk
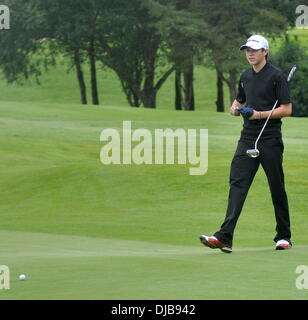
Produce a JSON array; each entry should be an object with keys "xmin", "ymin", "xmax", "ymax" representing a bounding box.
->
[
  {"xmin": 142, "ymin": 55, "xmax": 156, "ymax": 108},
  {"xmin": 216, "ymin": 68, "xmax": 224, "ymax": 112},
  {"xmin": 139, "ymin": 64, "xmax": 175, "ymax": 108},
  {"xmin": 119, "ymin": 79, "xmax": 141, "ymax": 107},
  {"xmin": 131, "ymin": 89, "xmax": 141, "ymax": 107},
  {"xmin": 127, "ymin": 88, "xmax": 141, "ymax": 107},
  {"xmin": 141, "ymin": 90, "xmax": 157, "ymax": 108},
  {"xmin": 175, "ymin": 69, "xmax": 183, "ymax": 110},
  {"xmin": 88, "ymin": 40, "xmax": 99, "ymax": 105},
  {"xmin": 183, "ymin": 62, "xmax": 195, "ymax": 111},
  {"xmin": 228, "ymin": 70, "xmax": 237, "ymax": 105},
  {"xmin": 223, "ymin": 70, "xmax": 238, "ymax": 105},
  {"xmin": 74, "ymin": 48, "xmax": 87, "ymax": 105}
]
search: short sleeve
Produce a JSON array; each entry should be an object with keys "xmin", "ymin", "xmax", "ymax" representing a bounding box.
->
[
  {"xmin": 236, "ymin": 78, "xmax": 246, "ymax": 104},
  {"xmin": 275, "ymin": 73, "xmax": 291, "ymax": 105}
]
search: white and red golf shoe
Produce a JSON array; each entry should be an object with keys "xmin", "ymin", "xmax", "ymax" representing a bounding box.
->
[
  {"xmin": 275, "ymin": 239, "xmax": 292, "ymax": 250},
  {"xmin": 200, "ymin": 235, "xmax": 232, "ymax": 253}
]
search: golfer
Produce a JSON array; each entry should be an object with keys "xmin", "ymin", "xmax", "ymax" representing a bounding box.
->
[{"xmin": 200, "ymin": 35, "xmax": 292, "ymax": 253}]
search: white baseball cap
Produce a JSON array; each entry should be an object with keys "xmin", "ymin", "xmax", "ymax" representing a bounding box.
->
[{"xmin": 240, "ymin": 35, "xmax": 269, "ymax": 51}]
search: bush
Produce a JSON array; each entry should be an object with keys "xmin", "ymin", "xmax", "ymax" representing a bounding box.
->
[{"xmin": 271, "ymin": 39, "xmax": 308, "ymax": 117}]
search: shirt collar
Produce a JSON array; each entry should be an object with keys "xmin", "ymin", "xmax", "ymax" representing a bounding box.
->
[{"xmin": 252, "ymin": 62, "xmax": 270, "ymax": 75}]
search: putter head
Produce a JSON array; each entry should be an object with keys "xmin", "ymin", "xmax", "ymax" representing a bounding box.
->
[
  {"xmin": 287, "ymin": 65, "xmax": 297, "ymax": 82},
  {"xmin": 246, "ymin": 149, "xmax": 260, "ymax": 158}
]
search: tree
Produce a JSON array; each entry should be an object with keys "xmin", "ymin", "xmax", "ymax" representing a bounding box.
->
[
  {"xmin": 146, "ymin": 0, "xmax": 208, "ymax": 110},
  {"xmin": 37, "ymin": 0, "xmax": 108, "ymax": 105},
  {"xmin": 97, "ymin": 0, "xmax": 175, "ymax": 108},
  {"xmin": 199, "ymin": 0, "xmax": 289, "ymax": 110},
  {"xmin": 254, "ymin": 0, "xmax": 306, "ymax": 27},
  {"xmin": 0, "ymin": 0, "xmax": 111, "ymax": 105},
  {"xmin": 0, "ymin": 0, "xmax": 55, "ymax": 84},
  {"xmin": 271, "ymin": 39, "xmax": 308, "ymax": 117}
]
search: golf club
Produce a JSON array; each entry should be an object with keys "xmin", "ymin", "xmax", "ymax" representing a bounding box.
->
[{"xmin": 246, "ymin": 65, "xmax": 297, "ymax": 158}]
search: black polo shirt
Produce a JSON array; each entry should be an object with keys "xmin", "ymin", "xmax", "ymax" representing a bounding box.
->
[{"xmin": 236, "ymin": 62, "xmax": 291, "ymax": 140}]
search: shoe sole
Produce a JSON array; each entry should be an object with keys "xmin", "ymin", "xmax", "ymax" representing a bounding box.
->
[
  {"xmin": 220, "ymin": 247, "xmax": 233, "ymax": 253},
  {"xmin": 275, "ymin": 246, "xmax": 292, "ymax": 250},
  {"xmin": 199, "ymin": 236, "xmax": 232, "ymax": 253}
]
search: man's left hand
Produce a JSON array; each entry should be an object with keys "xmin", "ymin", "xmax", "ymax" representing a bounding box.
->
[
  {"xmin": 248, "ymin": 110, "xmax": 260, "ymax": 120},
  {"xmin": 237, "ymin": 107, "xmax": 254, "ymax": 120}
]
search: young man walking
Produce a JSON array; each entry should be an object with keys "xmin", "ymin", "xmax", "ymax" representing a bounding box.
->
[{"xmin": 200, "ymin": 35, "xmax": 292, "ymax": 253}]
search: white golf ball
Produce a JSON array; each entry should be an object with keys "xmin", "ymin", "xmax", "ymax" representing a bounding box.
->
[{"xmin": 19, "ymin": 274, "xmax": 26, "ymax": 280}]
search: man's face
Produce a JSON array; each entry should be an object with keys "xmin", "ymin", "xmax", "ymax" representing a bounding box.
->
[{"xmin": 246, "ymin": 48, "xmax": 268, "ymax": 65}]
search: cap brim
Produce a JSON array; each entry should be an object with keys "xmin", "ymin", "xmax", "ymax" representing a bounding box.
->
[
  {"xmin": 240, "ymin": 41, "xmax": 265, "ymax": 50},
  {"xmin": 239, "ymin": 45, "xmax": 248, "ymax": 51},
  {"xmin": 239, "ymin": 43, "xmax": 264, "ymax": 51}
]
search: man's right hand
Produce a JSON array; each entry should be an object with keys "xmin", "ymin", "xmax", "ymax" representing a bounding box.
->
[{"xmin": 230, "ymin": 105, "xmax": 240, "ymax": 116}]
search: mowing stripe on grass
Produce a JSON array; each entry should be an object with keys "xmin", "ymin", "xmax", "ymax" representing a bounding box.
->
[{"xmin": 1, "ymin": 230, "xmax": 306, "ymax": 260}]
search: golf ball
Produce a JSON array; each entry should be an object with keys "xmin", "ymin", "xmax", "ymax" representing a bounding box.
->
[{"xmin": 19, "ymin": 274, "xmax": 26, "ymax": 280}]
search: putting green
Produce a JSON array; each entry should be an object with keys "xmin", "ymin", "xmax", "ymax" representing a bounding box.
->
[
  {"xmin": 0, "ymin": 101, "xmax": 307, "ymax": 300},
  {"xmin": 1, "ymin": 230, "xmax": 308, "ymax": 300}
]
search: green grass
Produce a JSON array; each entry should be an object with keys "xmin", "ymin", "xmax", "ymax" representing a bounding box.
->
[
  {"xmin": 0, "ymin": 27, "xmax": 307, "ymax": 300},
  {"xmin": 0, "ymin": 61, "xmax": 223, "ymax": 112},
  {"xmin": 0, "ymin": 100, "xmax": 308, "ymax": 299},
  {"xmin": 289, "ymin": 28, "xmax": 308, "ymax": 45},
  {"xmin": 1, "ymin": 230, "xmax": 308, "ymax": 300}
]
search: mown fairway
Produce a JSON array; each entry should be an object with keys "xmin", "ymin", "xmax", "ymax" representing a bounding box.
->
[{"xmin": 0, "ymin": 100, "xmax": 307, "ymax": 300}]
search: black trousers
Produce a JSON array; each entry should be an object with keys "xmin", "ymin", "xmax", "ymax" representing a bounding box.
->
[{"xmin": 214, "ymin": 137, "xmax": 291, "ymax": 247}]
